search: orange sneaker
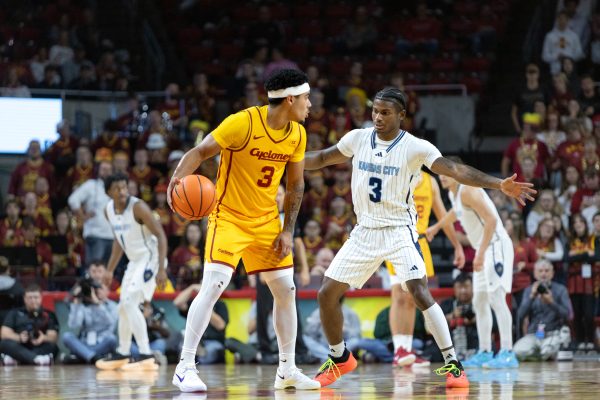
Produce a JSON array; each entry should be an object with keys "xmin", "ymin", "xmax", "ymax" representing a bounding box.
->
[
  {"xmin": 434, "ymin": 360, "xmax": 469, "ymax": 389},
  {"xmin": 314, "ymin": 353, "xmax": 358, "ymax": 387}
]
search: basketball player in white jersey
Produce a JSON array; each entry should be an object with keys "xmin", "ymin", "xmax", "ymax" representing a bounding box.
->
[
  {"xmin": 428, "ymin": 157, "xmax": 518, "ymax": 369},
  {"xmin": 304, "ymin": 87, "xmax": 535, "ymax": 389},
  {"xmin": 95, "ymin": 172, "xmax": 168, "ymax": 371}
]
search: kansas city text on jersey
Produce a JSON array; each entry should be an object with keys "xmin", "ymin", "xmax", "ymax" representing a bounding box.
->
[{"xmin": 358, "ymin": 160, "xmax": 401, "ymax": 176}]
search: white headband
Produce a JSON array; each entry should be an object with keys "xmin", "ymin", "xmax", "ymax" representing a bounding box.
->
[{"xmin": 267, "ymin": 82, "xmax": 310, "ymax": 98}]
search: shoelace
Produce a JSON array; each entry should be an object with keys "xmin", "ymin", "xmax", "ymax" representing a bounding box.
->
[
  {"xmin": 434, "ymin": 363, "xmax": 461, "ymax": 377},
  {"xmin": 316, "ymin": 358, "xmax": 341, "ymax": 379}
]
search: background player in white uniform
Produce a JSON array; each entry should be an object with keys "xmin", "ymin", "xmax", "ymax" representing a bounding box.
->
[
  {"xmin": 95, "ymin": 172, "xmax": 168, "ymax": 371},
  {"xmin": 304, "ymin": 87, "xmax": 535, "ymax": 389},
  {"xmin": 429, "ymin": 157, "xmax": 518, "ymax": 369}
]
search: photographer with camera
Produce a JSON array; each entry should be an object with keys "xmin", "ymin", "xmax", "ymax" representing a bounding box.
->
[
  {"xmin": 0, "ymin": 284, "xmax": 58, "ymax": 365},
  {"xmin": 440, "ymin": 273, "xmax": 479, "ymax": 360},
  {"xmin": 61, "ymin": 277, "xmax": 118, "ymax": 364},
  {"xmin": 128, "ymin": 301, "xmax": 174, "ymax": 365},
  {"xmin": 513, "ymin": 259, "xmax": 572, "ymax": 361}
]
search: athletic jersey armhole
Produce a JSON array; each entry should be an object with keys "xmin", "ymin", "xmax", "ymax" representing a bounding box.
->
[{"xmin": 226, "ymin": 109, "xmax": 252, "ymax": 152}]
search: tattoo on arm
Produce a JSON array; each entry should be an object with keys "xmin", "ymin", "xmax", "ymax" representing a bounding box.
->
[
  {"xmin": 283, "ymin": 181, "xmax": 304, "ymax": 233},
  {"xmin": 431, "ymin": 157, "xmax": 502, "ymax": 190}
]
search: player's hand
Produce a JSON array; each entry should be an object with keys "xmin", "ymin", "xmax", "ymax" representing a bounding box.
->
[
  {"xmin": 453, "ymin": 246, "xmax": 466, "ymax": 269},
  {"xmin": 273, "ymin": 231, "xmax": 293, "ymax": 258},
  {"xmin": 103, "ymin": 270, "xmax": 113, "ymax": 288},
  {"xmin": 19, "ymin": 330, "xmax": 29, "ymax": 344},
  {"xmin": 500, "ymin": 174, "xmax": 537, "ymax": 206},
  {"xmin": 299, "ymin": 269, "xmax": 310, "ymax": 287},
  {"xmin": 426, "ymin": 225, "xmax": 439, "ymax": 242},
  {"xmin": 473, "ymin": 251, "xmax": 484, "ymax": 272},
  {"xmin": 155, "ymin": 268, "xmax": 168, "ymax": 291},
  {"xmin": 166, "ymin": 177, "xmax": 181, "ymax": 212}
]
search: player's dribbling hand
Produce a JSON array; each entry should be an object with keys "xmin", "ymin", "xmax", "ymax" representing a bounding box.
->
[
  {"xmin": 500, "ymin": 174, "xmax": 537, "ymax": 206},
  {"xmin": 166, "ymin": 177, "xmax": 181, "ymax": 212},
  {"xmin": 273, "ymin": 231, "xmax": 293, "ymax": 258},
  {"xmin": 155, "ymin": 268, "xmax": 168, "ymax": 291}
]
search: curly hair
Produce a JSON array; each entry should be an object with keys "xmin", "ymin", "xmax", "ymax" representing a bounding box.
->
[{"xmin": 264, "ymin": 68, "xmax": 308, "ymax": 105}]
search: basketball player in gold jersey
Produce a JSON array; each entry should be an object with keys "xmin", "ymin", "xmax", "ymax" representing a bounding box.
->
[
  {"xmin": 167, "ymin": 69, "xmax": 320, "ymax": 392},
  {"xmin": 386, "ymin": 170, "xmax": 465, "ymax": 368}
]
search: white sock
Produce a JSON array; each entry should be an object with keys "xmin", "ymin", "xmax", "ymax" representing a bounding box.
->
[
  {"xmin": 392, "ymin": 334, "xmax": 413, "ymax": 351},
  {"xmin": 489, "ymin": 287, "xmax": 513, "ymax": 350},
  {"xmin": 266, "ymin": 272, "xmax": 297, "ymax": 372},
  {"xmin": 121, "ymin": 295, "xmax": 152, "ymax": 355},
  {"xmin": 473, "ymin": 290, "xmax": 493, "ymax": 352},
  {"xmin": 392, "ymin": 334, "xmax": 403, "ymax": 351},
  {"xmin": 329, "ymin": 341, "xmax": 345, "ymax": 358},
  {"xmin": 116, "ymin": 300, "xmax": 132, "ymax": 355},
  {"xmin": 422, "ymin": 303, "xmax": 456, "ymax": 362},
  {"xmin": 180, "ymin": 266, "xmax": 231, "ymax": 365}
]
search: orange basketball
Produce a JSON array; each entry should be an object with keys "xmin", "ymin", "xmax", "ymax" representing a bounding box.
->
[{"xmin": 171, "ymin": 175, "xmax": 217, "ymax": 220}]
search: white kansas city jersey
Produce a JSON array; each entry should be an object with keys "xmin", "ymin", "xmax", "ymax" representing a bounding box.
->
[
  {"xmin": 337, "ymin": 128, "xmax": 442, "ymax": 228},
  {"xmin": 106, "ymin": 196, "xmax": 157, "ymax": 263},
  {"xmin": 448, "ymin": 185, "xmax": 509, "ymax": 250}
]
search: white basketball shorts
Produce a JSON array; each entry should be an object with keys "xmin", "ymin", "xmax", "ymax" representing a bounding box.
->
[
  {"xmin": 121, "ymin": 256, "xmax": 163, "ymax": 303},
  {"xmin": 325, "ymin": 224, "xmax": 426, "ymax": 289},
  {"xmin": 473, "ymin": 235, "xmax": 514, "ymax": 293}
]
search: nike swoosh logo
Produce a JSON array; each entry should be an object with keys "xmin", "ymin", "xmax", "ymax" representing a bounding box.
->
[
  {"xmin": 277, "ymin": 373, "xmax": 285, "ymax": 379},
  {"xmin": 253, "ymin": 135, "xmax": 265, "ymax": 139},
  {"xmin": 175, "ymin": 373, "xmax": 185, "ymax": 382}
]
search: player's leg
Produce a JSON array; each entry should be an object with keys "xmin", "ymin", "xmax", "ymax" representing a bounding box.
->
[
  {"xmin": 482, "ymin": 239, "xmax": 518, "ymax": 369},
  {"xmin": 262, "ymin": 268, "xmax": 320, "ymax": 390},
  {"xmin": 464, "ymin": 288, "xmax": 494, "ymax": 367},
  {"xmin": 389, "ymin": 279, "xmax": 417, "ymax": 366},
  {"xmin": 391, "ymin": 226, "xmax": 468, "ymax": 388},
  {"xmin": 96, "ymin": 263, "xmax": 137, "ymax": 370},
  {"xmin": 173, "ymin": 263, "xmax": 233, "ymax": 392},
  {"xmin": 313, "ymin": 226, "xmax": 383, "ymax": 386}
]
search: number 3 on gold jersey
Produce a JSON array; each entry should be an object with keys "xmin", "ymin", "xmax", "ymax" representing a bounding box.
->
[{"xmin": 257, "ymin": 166, "xmax": 275, "ymax": 187}]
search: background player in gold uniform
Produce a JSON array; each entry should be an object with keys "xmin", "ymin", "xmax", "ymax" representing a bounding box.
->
[
  {"xmin": 385, "ymin": 171, "xmax": 465, "ymax": 367},
  {"xmin": 167, "ymin": 69, "xmax": 320, "ymax": 392}
]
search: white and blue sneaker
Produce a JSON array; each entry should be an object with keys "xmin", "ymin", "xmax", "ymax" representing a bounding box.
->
[
  {"xmin": 482, "ymin": 350, "xmax": 519, "ymax": 369},
  {"xmin": 462, "ymin": 351, "xmax": 494, "ymax": 368},
  {"xmin": 274, "ymin": 367, "xmax": 321, "ymax": 390},
  {"xmin": 172, "ymin": 363, "xmax": 207, "ymax": 392}
]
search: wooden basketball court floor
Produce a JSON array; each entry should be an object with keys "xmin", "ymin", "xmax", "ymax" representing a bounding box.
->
[{"xmin": 1, "ymin": 362, "xmax": 599, "ymax": 399}]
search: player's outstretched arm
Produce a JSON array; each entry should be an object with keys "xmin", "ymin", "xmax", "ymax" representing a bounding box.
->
[
  {"xmin": 167, "ymin": 134, "xmax": 222, "ymax": 210},
  {"xmin": 430, "ymin": 157, "xmax": 536, "ymax": 206},
  {"xmin": 304, "ymin": 145, "xmax": 350, "ymax": 170}
]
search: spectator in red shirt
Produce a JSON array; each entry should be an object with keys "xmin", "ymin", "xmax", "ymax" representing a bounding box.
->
[
  {"xmin": 323, "ymin": 197, "xmax": 355, "ymax": 252},
  {"xmin": 571, "ymin": 167, "xmax": 599, "ymax": 214},
  {"xmin": 21, "ymin": 192, "xmax": 53, "ymax": 238},
  {"xmin": 130, "ymin": 149, "xmax": 162, "ymax": 204},
  {"xmin": 91, "ymin": 119, "xmax": 130, "ymax": 157},
  {"xmin": 8, "ymin": 140, "xmax": 55, "ymax": 200},
  {"xmin": 152, "ymin": 183, "xmax": 172, "ymax": 237},
  {"xmin": 530, "ymin": 218, "xmax": 564, "ymax": 270},
  {"xmin": 580, "ymin": 137, "xmax": 600, "ymax": 172},
  {"xmin": 501, "ymin": 123, "xmax": 550, "ymax": 182},
  {"xmin": 326, "ymin": 162, "xmax": 353, "ymax": 205},
  {"xmin": 550, "ymin": 72, "xmax": 575, "ymax": 116},
  {"xmin": 0, "ymin": 200, "xmax": 24, "ymax": 247},
  {"xmin": 111, "ymin": 151, "xmax": 130, "ymax": 175},
  {"xmin": 44, "ymin": 119, "xmax": 79, "ymax": 178},
  {"xmin": 21, "ymin": 217, "xmax": 52, "ymax": 279},
  {"xmin": 156, "ymin": 83, "xmax": 187, "ymax": 130},
  {"xmin": 302, "ymin": 219, "xmax": 326, "ymax": 270},
  {"xmin": 397, "ymin": 2, "xmax": 441, "ymax": 55},
  {"xmin": 506, "ymin": 217, "xmax": 538, "ymax": 308},
  {"xmin": 302, "ymin": 171, "xmax": 328, "ymax": 225},
  {"xmin": 34, "ymin": 177, "xmax": 54, "ymax": 227},
  {"xmin": 169, "ymin": 222, "xmax": 204, "ymax": 290},
  {"xmin": 62, "ymin": 146, "xmax": 94, "ymax": 198},
  {"xmin": 556, "ymin": 121, "xmax": 585, "ymax": 171},
  {"xmin": 50, "ymin": 209, "xmax": 83, "ymax": 285}
]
